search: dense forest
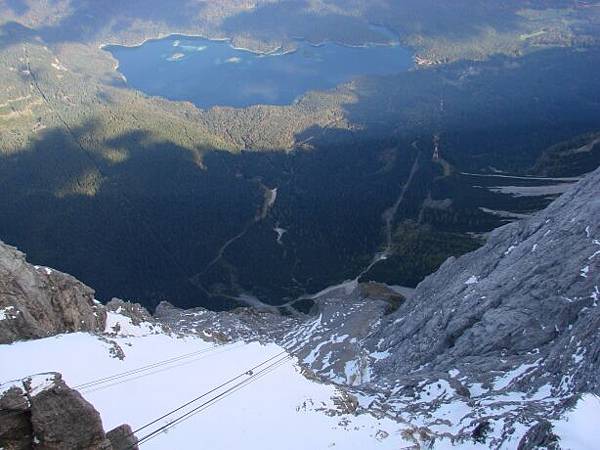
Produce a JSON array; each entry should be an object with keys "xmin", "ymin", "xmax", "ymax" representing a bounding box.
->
[{"xmin": 1, "ymin": 1, "xmax": 599, "ymax": 310}]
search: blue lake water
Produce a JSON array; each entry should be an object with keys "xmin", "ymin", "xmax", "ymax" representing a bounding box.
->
[{"xmin": 106, "ymin": 36, "xmax": 413, "ymax": 108}]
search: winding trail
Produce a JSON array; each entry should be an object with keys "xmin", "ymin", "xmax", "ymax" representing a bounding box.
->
[
  {"xmin": 355, "ymin": 151, "xmax": 421, "ymax": 280},
  {"xmin": 204, "ymin": 225, "xmax": 254, "ymax": 273},
  {"xmin": 382, "ymin": 152, "xmax": 421, "ymax": 256},
  {"xmin": 203, "ymin": 185, "xmax": 278, "ymax": 273}
]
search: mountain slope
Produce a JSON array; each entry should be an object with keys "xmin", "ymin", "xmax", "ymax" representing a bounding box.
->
[
  {"xmin": 1, "ymin": 167, "xmax": 599, "ymax": 449},
  {"xmin": 369, "ymin": 165, "xmax": 600, "ymax": 388},
  {"xmin": 0, "ymin": 326, "xmax": 414, "ymax": 449},
  {"xmin": 350, "ymin": 166, "xmax": 600, "ymax": 447}
]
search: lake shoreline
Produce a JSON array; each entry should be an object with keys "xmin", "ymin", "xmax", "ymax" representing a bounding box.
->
[
  {"xmin": 100, "ymin": 32, "xmax": 408, "ymax": 58},
  {"xmin": 103, "ymin": 32, "xmax": 414, "ymax": 109}
]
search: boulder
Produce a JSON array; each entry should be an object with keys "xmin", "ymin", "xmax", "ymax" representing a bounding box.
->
[
  {"xmin": 0, "ymin": 373, "xmax": 136, "ymax": 450},
  {"xmin": 106, "ymin": 424, "xmax": 139, "ymax": 450}
]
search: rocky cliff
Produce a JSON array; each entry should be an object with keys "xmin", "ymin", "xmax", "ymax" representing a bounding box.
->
[
  {"xmin": 368, "ymin": 164, "xmax": 600, "ymax": 393},
  {"xmin": 0, "ymin": 243, "xmax": 106, "ymax": 344}
]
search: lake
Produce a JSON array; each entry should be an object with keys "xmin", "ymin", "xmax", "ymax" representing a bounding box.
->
[{"xmin": 106, "ymin": 35, "xmax": 413, "ymax": 108}]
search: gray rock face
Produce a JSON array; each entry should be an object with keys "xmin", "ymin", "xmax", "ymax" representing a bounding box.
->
[
  {"xmin": 367, "ymin": 165, "xmax": 600, "ymax": 394},
  {"xmin": 307, "ymin": 166, "xmax": 600, "ymax": 448},
  {"xmin": 154, "ymin": 300, "xmax": 298, "ymax": 343},
  {"xmin": 517, "ymin": 420, "xmax": 560, "ymax": 450},
  {"xmin": 0, "ymin": 373, "xmax": 133, "ymax": 450},
  {"xmin": 0, "ymin": 242, "xmax": 106, "ymax": 344}
]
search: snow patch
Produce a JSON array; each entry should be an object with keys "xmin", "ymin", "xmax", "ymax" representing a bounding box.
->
[
  {"xmin": 274, "ymin": 227, "xmax": 287, "ymax": 244},
  {"xmin": 370, "ymin": 350, "xmax": 391, "ymax": 361},
  {"xmin": 465, "ymin": 276, "xmax": 478, "ymax": 285},
  {"xmin": 104, "ymin": 312, "xmax": 156, "ymax": 337},
  {"xmin": 34, "ymin": 265, "xmax": 53, "ymax": 275},
  {"xmin": 553, "ymin": 394, "xmax": 600, "ymax": 450},
  {"xmin": 0, "ymin": 306, "xmax": 16, "ymax": 320},
  {"xmin": 572, "ymin": 347, "xmax": 586, "ymax": 365},
  {"xmin": 51, "ymin": 58, "xmax": 68, "ymax": 72},
  {"xmin": 344, "ymin": 359, "xmax": 370, "ymax": 385},
  {"xmin": 591, "ymin": 286, "xmax": 599, "ymax": 306},
  {"xmin": 468, "ymin": 382, "xmax": 489, "ymax": 397},
  {"xmin": 27, "ymin": 373, "xmax": 59, "ymax": 396},
  {"xmin": 417, "ymin": 379, "xmax": 455, "ymax": 402},
  {"xmin": 589, "ymin": 248, "xmax": 600, "ymax": 260},
  {"xmin": 493, "ymin": 361, "xmax": 539, "ymax": 390}
]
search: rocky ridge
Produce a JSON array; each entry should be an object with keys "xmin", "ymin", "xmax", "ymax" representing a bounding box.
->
[
  {"xmin": 369, "ymin": 166, "xmax": 600, "ymax": 387},
  {"xmin": 273, "ymin": 165, "xmax": 600, "ymax": 447}
]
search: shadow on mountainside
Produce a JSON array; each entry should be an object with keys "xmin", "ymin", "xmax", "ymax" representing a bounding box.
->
[
  {"xmin": 0, "ymin": 111, "xmax": 434, "ymax": 310},
  {"xmin": 337, "ymin": 47, "xmax": 600, "ymax": 173},
  {"xmin": 0, "ymin": 121, "xmax": 260, "ymax": 310},
  {"xmin": 1, "ymin": 47, "xmax": 599, "ymax": 311}
]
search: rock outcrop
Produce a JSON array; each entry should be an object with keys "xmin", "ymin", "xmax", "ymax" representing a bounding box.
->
[
  {"xmin": 105, "ymin": 298, "xmax": 156, "ymax": 327},
  {"xmin": 367, "ymin": 165, "xmax": 600, "ymax": 394},
  {"xmin": 106, "ymin": 425, "xmax": 139, "ymax": 450},
  {"xmin": 517, "ymin": 420, "xmax": 560, "ymax": 450},
  {"xmin": 154, "ymin": 300, "xmax": 298, "ymax": 343},
  {"xmin": 0, "ymin": 242, "xmax": 106, "ymax": 344},
  {"xmin": 0, "ymin": 373, "xmax": 138, "ymax": 450}
]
